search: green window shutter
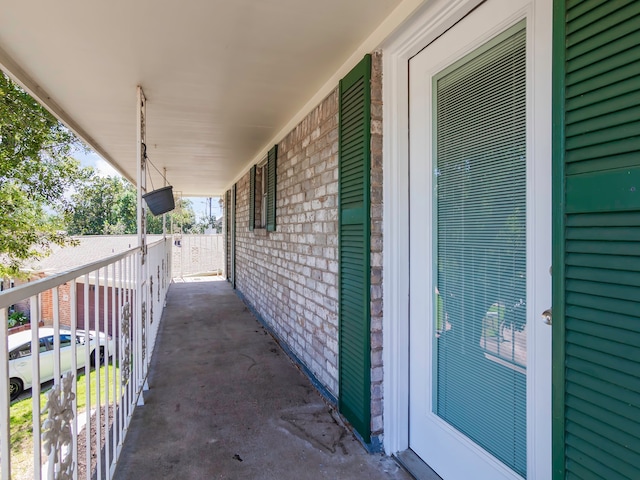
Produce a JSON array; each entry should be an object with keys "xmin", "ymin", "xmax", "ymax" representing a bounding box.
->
[
  {"xmin": 266, "ymin": 145, "xmax": 278, "ymax": 232},
  {"xmin": 554, "ymin": 1, "xmax": 640, "ymax": 479},
  {"xmin": 232, "ymin": 183, "xmax": 237, "ymax": 289},
  {"xmin": 338, "ymin": 54, "xmax": 371, "ymax": 443},
  {"xmin": 249, "ymin": 165, "xmax": 256, "ymax": 231},
  {"xmin": 225, "ymin": 189, "xmax": 231, "ymax": 281}
]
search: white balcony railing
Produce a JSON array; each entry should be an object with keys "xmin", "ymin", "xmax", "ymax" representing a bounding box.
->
[{"xmin": 0, "ymin": 237, "xmax": 171, "ymax": 480}]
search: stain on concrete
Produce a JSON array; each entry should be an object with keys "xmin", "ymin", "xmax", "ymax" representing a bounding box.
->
[{"xmin": 113, "ymin": 280, "xmax": 411, "ymax": 480}]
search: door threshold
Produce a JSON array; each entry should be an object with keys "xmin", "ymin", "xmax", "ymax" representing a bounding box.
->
[{"xmin": 395, "ymin": 450, "xmax": 442, "ymax": 480}]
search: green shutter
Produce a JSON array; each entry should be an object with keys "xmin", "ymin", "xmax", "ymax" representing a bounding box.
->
[
  {"xmin": 553, "ymin": 1, "xmax": 640, "ymax": 478},
  {"xmin": 232, "ymin": 183, "xmax": 236, "ymax": 289},
  {"xmin": 225, "ymin": 189, "xmax": 231, "ymax": 281},
  {"xmin": 338, "ymin": 54, "xmax": 371, "ymax": 443},
  {"xmin": 249, "ymin": 165, "xmax": 256, "ymax": 231},
  {"xmin": 266, "ymin": 145, "xmax": 277, "ymax": 232}
]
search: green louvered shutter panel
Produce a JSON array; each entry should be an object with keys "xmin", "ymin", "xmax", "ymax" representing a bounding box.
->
[
  {"xmin": 266, "ymin": 145, "xmax": 277, "ymax": 232},
  {"xmin": 249, "ymin": 165, "xmax": 256, "ymax": 231},
  {"xmin": 338, "ymin": 54, "xmax": 371, "ymax": 443},
  {"xmin": 232, "ymin": 183, "xmax": 236, "ymax": 288},
  {"xmin": 225, "ymin": 189, "xmax": 231, "ymax": 281},
  {"xmin": 553, "ymin": 1, "xmax": 640, "ymax": 478}
]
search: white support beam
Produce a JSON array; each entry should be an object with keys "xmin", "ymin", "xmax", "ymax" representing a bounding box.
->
[
  {"xmin": 137, "ymin": 86, "xmax": 147, "ymax": 255},
  {"xmin": 136, "ymin": 86, "xmax": 148, "ymax": 404}
]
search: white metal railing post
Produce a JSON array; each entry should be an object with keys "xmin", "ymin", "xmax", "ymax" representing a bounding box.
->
[
  {"xmin": 70, "ymin": 279, "xmax": 78, "ymax": 480},
  {"xmin": 95, "ymin": 268, "xmax": 102, "ymax": 480},
  {"xmin": 118, "ymin": 258, "xmax": 124, "ymax": 456},
  {"xmin": 105, "ymin": 263, "xmax": 118, "ymax": 478},
  {"xmin": 163, "ymin": 167, "xmax": 167, "ymax": 237},
  {"xmin": 104, "ymin": 266, "xmax": 110, "ymax": 475},
  {"xmin": 30, "ymin": 296, "xmax": 42, "ymax": 479},
  {"xmin": 136, "ymin": 85, "xmax": 148, "ymax": 404},
  {"xmin": 0, "ymin": 242, "xmax": 167, "ymax": 480},
  {"xmin": 53, "ymin": 286, "xmax": 61, "ymax": 385},
  {"xmin": 115, "ymin": 260, "xmax": 122, "ymax": 472},
  {"xmin": 0, "ymin": 308, "xmax": 10, "ymax": 480},
  {"xmin": 168, "ymin": 238, "xmax": 173, "ymax": 288},
  {"xmin": 84, "ymin": 276, "xmax": 91, "ymax": 477},
  {"xmin": 129, "ymin": 255, "xmax": 134, "ymax": 416}
]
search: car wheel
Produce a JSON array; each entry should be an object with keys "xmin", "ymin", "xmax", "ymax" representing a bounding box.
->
[
  {"xmin": 10, "ymin": 378, "xmax": 23, "ymax": 401},
  {"xmin": 90, "ymin": 346, "xmax": 105, "ymax": 366}
]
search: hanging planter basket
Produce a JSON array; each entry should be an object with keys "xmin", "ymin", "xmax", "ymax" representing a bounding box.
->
[{"xmin": 143, "ymin": 185, "xmax": 175, "ymax": 216}]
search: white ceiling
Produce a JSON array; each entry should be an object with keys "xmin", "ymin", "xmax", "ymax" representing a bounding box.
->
[{"xmin": 0, "ymin": 0, "xmax": 407, "ymax": 196}]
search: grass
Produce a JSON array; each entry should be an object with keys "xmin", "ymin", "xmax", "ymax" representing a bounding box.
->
[{"xmin": 9, "ymin": 364, "xmax": 120, "ymax": 479}]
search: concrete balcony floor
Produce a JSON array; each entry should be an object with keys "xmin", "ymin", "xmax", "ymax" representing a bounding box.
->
[{"xmin": 113, "ymin": 278, "xmax": 411, "ymax": 480}]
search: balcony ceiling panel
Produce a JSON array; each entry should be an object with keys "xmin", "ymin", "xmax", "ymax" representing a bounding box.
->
[{"xmin": 0, "ymin": 0, "xmax": 404, "ymax": 196}]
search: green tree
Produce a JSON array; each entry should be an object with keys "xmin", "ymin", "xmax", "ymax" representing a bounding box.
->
[
  {"xmin": 194, "ymin": 213, "xmax": 222, "ymax": 234},
  {"xmin": 67, "ymin": 173, "xmax": 196, "ymax": 236},
  {"xmin": 0, "ymin": 71, "xmax": 88, "ymax": 277},
  {"xmin": 147, "ymin": 198, "xmax": 196, "ymax": 234},
  {"xmin": 67, "ymin": 173, "xmax": 135, "ymax": 235},
  {"xmin": 111, "ymin": 187, "xmax": 137, "ymax": 234}
]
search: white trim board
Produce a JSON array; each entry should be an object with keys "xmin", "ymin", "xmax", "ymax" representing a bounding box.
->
[
  {"xmin": 381, "ymin": 0, "xmax": 485, "ymax": 455},
  {"xmin": 382, "ymin": 2, "xmax": 553, "ymax": 478}
]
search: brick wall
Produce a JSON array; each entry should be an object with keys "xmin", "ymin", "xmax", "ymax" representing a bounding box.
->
[
  {"xmin": 40, "ymin": 282, "xmax": 72, "ymax": 326},
  {"xmin": 234, "ymin": 88, "xmax": 341, "ymax": 394},
  {"xmin": 75, "ymin": 283, "xmax": 121, "ymax": 334},
  {"xmin": 5, "ymin": 276, "xmax": 73, "ymax": 328},
  {"xmin": 230, "ymin": 51, "xmax": 384, "ymax": 441},
  {"xmin": 369, "ymin": 51, "xmax": 384, "ymax": 439}
]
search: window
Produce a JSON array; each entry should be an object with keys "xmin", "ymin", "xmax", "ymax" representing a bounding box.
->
[
  {"xmin": 260, "ymin": 163, "xmax": 268, "ymax": 227},
  {"xmin": 40, "ymin": 337, "xmax": 53, "ymax": 352},
  {"xmin": 59, "ymin": 334, "xmax": 73, "ymax": 348},
  {"xmin": 2, "ymin": 281, "xmax": 17, "ymax": 313},
  {"xmin": 10, "ymin": 343, "xmax": 31, "ymax": 360},
  {"xmin": 9, "ymin": 338, "xmax": 52, "ymax": 360},
  {"xmin": 250, "ymin": 159, "xmax": 267, "ymax": 230},
  {"xmin": 249, "ymin": 144, "xmax": 278, "ymax": 232}
]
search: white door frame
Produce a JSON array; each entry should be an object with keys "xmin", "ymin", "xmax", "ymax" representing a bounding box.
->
[{"xmin": 381, "ymin": 0, "xmax": 553, "ymax": 476}]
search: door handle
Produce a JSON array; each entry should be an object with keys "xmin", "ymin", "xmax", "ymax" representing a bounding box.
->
[{"xmin": 542, "ymin": 308, "xmax": 552, "ymax": 326}]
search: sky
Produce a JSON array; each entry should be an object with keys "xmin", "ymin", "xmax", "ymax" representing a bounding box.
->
[{"xmin": 74, "ymin": 149, "xmax": 222, "ymax": 220}]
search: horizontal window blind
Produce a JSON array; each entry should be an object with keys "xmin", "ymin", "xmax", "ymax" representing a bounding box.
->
[{"xmin": 434, "ymin": 22, "xmax": 527, "ymax": 477}]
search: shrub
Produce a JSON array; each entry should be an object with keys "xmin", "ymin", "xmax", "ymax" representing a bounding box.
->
[{"xmin": 8, "ymin": 312, "xmax": 29, "ymax": 328}]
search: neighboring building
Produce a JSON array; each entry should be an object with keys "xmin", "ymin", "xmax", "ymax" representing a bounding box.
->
[
  {"xmin": 1, "ymin": 277, "xmax": 28, "ymax": 319},
  {"xmin": 4, "ymin": 234, "xmax": 224, "ymax": 334},
  {"xmin": 14, "ymin": 236, "xmax": 162, "ymax": 333}
]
